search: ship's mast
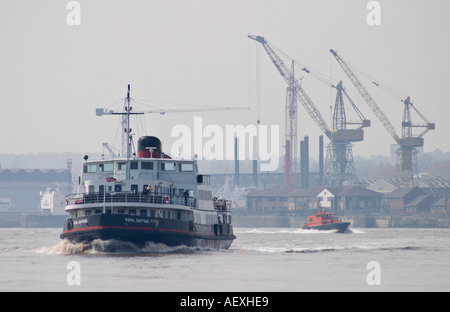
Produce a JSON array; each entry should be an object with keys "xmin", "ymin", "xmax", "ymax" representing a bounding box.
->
[
  {"xmin": 125, "ymin": 84, "xmax": 132, "ymax": 179},
  {"xmin": 95, "ymin": 84, "xmax": 249, "ymax": 178}
]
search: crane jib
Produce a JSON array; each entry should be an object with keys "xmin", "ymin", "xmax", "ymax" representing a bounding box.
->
[
  {"xmin": 249, "ymin": 34, "xmax": 331, "ymax": 139},
  {"xmin": 329, "ymin": 49, "xmax": 400, "ymax": 143}
]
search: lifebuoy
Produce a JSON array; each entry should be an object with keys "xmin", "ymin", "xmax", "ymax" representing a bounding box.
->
[{"xmin": 163, "ymin": 196, "xmax": 169, "ymax": 204}]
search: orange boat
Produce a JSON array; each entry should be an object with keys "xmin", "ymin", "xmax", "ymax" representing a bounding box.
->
[{"xmin": 303, "ymin": 208, "xmax": 350, "ymax": 233}]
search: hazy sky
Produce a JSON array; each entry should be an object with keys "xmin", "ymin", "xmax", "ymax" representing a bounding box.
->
[{"xmin": 0, "ymin": 0, "xmax": 448, "ymax": 163}]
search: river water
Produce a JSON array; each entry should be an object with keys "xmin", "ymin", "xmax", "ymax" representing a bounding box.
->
[{"xmin": 0, "ymin": 227, "xmax": 449, "ymax": 292}]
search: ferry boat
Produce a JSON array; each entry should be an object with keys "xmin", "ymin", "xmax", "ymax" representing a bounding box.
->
[
  {"xmin": 40, "ymin": 188, "xmax": 68, "ymax": 215},
  {"xmin": 60, "ymin": 86, "xmax": 236, "ymax": 250},
  {"xmin": 302, "ymin": 207, "xmax": 350, "ymax": 233}
]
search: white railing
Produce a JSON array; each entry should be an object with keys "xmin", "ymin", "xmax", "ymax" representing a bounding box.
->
[{"xmin": 66, "ymin": 192, "xmax": 196, "ymax": 208}]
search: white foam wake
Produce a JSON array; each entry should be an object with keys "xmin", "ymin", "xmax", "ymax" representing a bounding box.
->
[{"xmin": 33, "ymin": 239, "xmax": 212, "ymax": 255}]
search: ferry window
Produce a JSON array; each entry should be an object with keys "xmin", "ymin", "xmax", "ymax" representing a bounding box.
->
[
  {"xmin": 99, "ymin": 185, "xmax": 105, "ymax": 194},
  {"xmin": 130, "ymin": 161, "xmax": 138, "ymax": 170},
  {"xmin": 99, "ymin": 163, "xmax": 114, "ymax": 172},
  {"xmin": 95, "ymin": 209, "xmax": 102, "ymax": 214},
  {"xmin": 115, "ymin": 184, "xmax": 122, "ymax": 192},
  {"xmin": 141, "ymin": 162, "xmax": 153, "ymax": 170},
  {"xmin": 180, "ymin": 163, "xmax": 194, "ymax": 172},
  {"xmin": 117, "ymin": 209, "xmax": 125, "ymax": 214},
  {"xmin": 162, "ymin": 162, "xmax": 176, "ymax": 171},
  {"xmin": 197, "ymin": 174, "xmax": 206, "ymax": 184},
  {"xmin": 117, "ymin": 162, "xmax": 126, "ymax": 170},
  {"xmin": 129, "ymin": 209, "xmax": 136, "ymax": 215},
  {"xmin": 85, "ymin": 210, "xmax": 92, "ymax": 216},
  {"xmin": 131, "ymin": 184, "xmax": 138, "ymax": 193},
  {"xmin": 84, "ymin": 164, "xmax": 97, "ymax": 173},
  {"xmin": 140, "ymin": 210, "xmax": 147, "ymax": 217}
]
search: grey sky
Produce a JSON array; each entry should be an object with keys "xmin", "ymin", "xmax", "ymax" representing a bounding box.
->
[{"xmin": 0, "ymin": 0, "xmax": 448, "ymax": 162}]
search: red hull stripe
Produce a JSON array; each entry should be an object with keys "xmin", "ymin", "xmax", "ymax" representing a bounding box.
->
[{"xmin": 62, "ymin": 225, "xmax": 226, "ymax": 237}]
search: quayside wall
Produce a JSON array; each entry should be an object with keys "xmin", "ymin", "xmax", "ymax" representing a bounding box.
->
[{"xmin": 233, "ymin": 213, "xmax": 450, "ymax": 229}]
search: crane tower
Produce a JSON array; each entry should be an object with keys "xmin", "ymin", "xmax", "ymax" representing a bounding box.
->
[
  {"xmin": 249, "ymin": 35, "xmax": 330, "ymax": 186},
  {"xmin": 330, "ymin": 50, "xmax": 435, "ymax": 187},
  {"xmin": 323, "ymin": 81, "xmax": 370, "ymax": 186},
  {"xmin": 284, "ymin": 61, "xmax": 298, "ymax": 184},
  {"xmin": 396, "ymin": 96, "xmax": 435, "ymax": 187}
]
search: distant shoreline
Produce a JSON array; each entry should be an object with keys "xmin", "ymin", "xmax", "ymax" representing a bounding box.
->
[{"xmin": 232, "ymin": 212, "xmax": 450, "ymax": 229}]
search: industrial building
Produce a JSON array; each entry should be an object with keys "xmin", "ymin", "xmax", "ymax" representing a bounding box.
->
[
  {"xmin": 382, "ymin": 186, "xmax": 450, "ymax": 215},
  {"xmin": 246, "ymin": 183, "xmax": 450, "ymax": 218},
  {"xmin": 246, "ymin": 184, "xmax": 382, "ymax": 215},
  {"xmin": 0, "ymin": 168, "xmax": 72, "ymax": 227}
]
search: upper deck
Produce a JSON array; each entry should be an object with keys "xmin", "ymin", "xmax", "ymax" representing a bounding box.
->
[
  {"xmin": 81, "ymin": 157, "xmax": 201, "ymax": 184},
  {"xmin": 73, "ymin": 156, "xmax": 214, "ymax": 211},
  {"xmin": 71, "ymin": 135, "xmax": 214, "ymax": 212}
]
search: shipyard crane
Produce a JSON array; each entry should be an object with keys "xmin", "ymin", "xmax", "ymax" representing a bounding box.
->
[
  {"xmin": 249, "ymin": 35, "xmax": 369, "ymax": 186},
  {"xmin": 249, "ymin": 35, "xmax": 330, "ymax": 186},
  {"xmin": 396, "ymin": 96, "xmax": 435, "ymax": 186},
  {"xmin": 301, "ymin": 58, "xmax": 371, "ymax": 186},
  {"xmin": 96, "ymin": 85, "xmax": 250, "ymax": 158},
  {"xmin": 330, "ymin": 50, "xmax": 435, "ymax": 187},
  {"xmin": 324, "ymin": 80, "xmax": 370, "ymax": 186}
]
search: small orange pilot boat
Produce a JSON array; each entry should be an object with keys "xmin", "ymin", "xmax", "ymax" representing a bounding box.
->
[{"xmin": 303, "ymin": 207, "xmax": 350, "ymax": 233}]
